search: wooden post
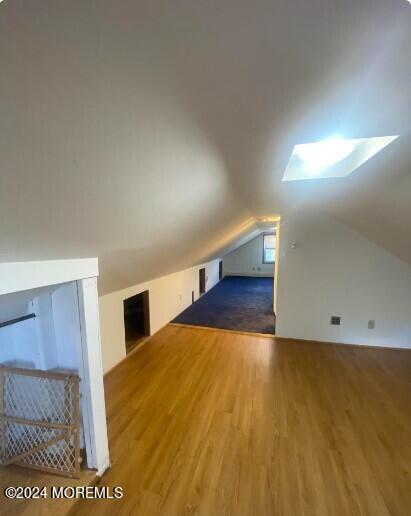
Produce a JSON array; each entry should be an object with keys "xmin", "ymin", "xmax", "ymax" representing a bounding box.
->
[{"xmin": 72, "ymin": 376, "xmax": 81, "ymax": 478}]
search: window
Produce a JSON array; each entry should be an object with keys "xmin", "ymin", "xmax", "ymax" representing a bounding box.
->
[{"xmin": 263, "ymin": 234, "xmax": 276, "ymax": 264}]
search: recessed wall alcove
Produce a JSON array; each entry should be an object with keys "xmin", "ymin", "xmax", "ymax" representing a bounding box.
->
[{"xmin": 0, "ymin": 259, "xmax": 109, "ymax": 485}]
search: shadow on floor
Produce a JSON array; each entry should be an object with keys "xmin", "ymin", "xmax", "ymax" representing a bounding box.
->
[{"xmin": 173, "ymin": 276, "xmax": 275, "ymax": 334}]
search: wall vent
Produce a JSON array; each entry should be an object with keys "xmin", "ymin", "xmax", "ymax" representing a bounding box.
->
[{"xmin": 330, "ymin": 316, "xmax": 341, "ymax": 326}]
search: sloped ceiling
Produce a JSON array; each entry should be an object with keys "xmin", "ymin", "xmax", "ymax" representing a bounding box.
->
[{"xmin": 0, "ymin": 0, "xmax": 409, "ymax": 294}]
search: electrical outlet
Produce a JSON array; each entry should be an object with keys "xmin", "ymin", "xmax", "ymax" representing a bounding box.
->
[
  {"xmin": 368, "ymin": 320, "xmax": 375, "ymax": 330},
  {"xmin": 257, "ymin": 267, "xmax": 261, "ymax": 271},
  {"xmin": 252, "ymin": 266, "xmax": 255, "ymax": 271},
  {"xmin": 330, "ymin": 316, "xmax": 341, "ymax": 326}
]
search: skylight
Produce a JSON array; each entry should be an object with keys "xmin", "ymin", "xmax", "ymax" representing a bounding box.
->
[{"xmin": 282, "ymin": 135, "xmax": 399, "ymax": 181}]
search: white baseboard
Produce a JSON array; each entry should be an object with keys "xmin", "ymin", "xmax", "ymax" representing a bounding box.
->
[
  {"xmin": 97, "ymin": 456, "xmax": 111, "ymax": 477},
  {"xmin": 224, "ymin": 272, "xmax": 274, "ymax": 278}
]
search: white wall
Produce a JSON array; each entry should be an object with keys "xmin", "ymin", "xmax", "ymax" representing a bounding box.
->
[
  {"xmin": 99, "ymin": 259, "xmax": 221, "ymax": 373},
  {"xmin": 0, "ymin": 318, "xmax": 38, "ymax": 368},
  {"xmin": 223, "ymin": 233, "xmax": 274, "ymax": 277},
  {"xmin": 273, "ymin": 222, "xmax": 281, "ymax": 314},
  {"xmin": 52, "ymin": 282, "xmax": 84, "ymax": 371},
  {"xmin": 0, "ymin": 283, "xmax": 83, "ymax": 370},
  {"xmin": 276, "ymin": 214, "xmax": 411, "ymax": 349}
]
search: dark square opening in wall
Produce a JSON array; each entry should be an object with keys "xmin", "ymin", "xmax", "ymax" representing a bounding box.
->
[
  {"xmin": 199, "ymin": 268, "xmax": 206, "ymax": 295},
  {"xmin": 330, "ymin": 315, "xmax": 341, "ymax": 326},
  {"xmin": 123, "ymin": 290, "xmax": 150, "ymax": 354}
]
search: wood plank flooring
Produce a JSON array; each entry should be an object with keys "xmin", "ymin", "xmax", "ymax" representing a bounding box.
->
[
  {"xmin": 64, "ymin": 324, "xmax": 411, "ymax": 515},
  {"xmin": 0, "ymin": 464, "xmax": 96, "ymax": 515}
]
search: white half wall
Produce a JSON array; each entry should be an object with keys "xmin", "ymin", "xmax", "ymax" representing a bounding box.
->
[
  {"xmin": 99, "ymin": 259, "xmax": 221, "ymax": 373},
  {"xmin": 223, "ymin": 233, "xmax": 274, "ymax": 277},
  {"xmin": 276, "ymin": 214, "xmax": 411, "ymax": 349}
]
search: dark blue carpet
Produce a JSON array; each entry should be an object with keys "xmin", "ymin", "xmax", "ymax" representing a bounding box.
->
[{"xmin": 173, "ymin": 276, "xmax": 275, "ymax": 334}]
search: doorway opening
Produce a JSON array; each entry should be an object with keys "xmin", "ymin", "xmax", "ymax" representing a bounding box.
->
[
  {"xmin": 173, "ymin": 223, "xmax": 280, "ymax": 336},
  {"xmin": 123, "ymin": 290, "xmax": 150, "ymax": 354},
  {"xmin": 199, "ymin": 268, "xmax": 206, "ymax": 296}
]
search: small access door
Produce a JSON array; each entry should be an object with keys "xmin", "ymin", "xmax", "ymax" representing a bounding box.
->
[
  {"xmin": 199, "ymin": 268, "xmax": 206, "ymax": 295},
  {"xmin": 123, "ymin": 290, "xmax": 150, "ymax": 354}
]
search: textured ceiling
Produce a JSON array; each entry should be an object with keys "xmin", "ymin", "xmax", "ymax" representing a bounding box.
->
[{"xmin": 0, "ymin": 0, "xmax": 410, "ymax": 294}]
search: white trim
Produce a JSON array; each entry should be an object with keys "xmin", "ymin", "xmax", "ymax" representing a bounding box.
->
[
  {"xmin": 223, "ymin": 272, "xmax": 274, "ymax": 278},
  {"xmin": 75, "ymin": 282, "xmax": 95, "ymax": 469},
  {"xmin": 77, "ymin": 278, "xmax": 110, "ymax": 473},
  {"xmin": 0, "ymin": 258, "xmax": 98, "ymax": 297},
  {"xmin": 97, "ymin": 456, "xmax": 111, "ymax": 477}
]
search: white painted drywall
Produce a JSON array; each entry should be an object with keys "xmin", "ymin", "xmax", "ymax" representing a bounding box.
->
[
  {"xmin": 1, "ymin": 0, "xmax": 410, "ymax": 294},
  {"xmin": 32, "ymin": 291, "xmax": 58, "ymax": 370},
  {"xmin": 0, "ymin": 282, "xmax": 85, "ymax": 370},
  {"xmin": 0, "ymin": 318, "xmax": 38, "ymax": 368},
  {"xmin": 99, "ymin": 259, "xmax": 220, "ymax": 373},
  {"xmin": 0, "ymin": 259, "xmax": 98, "ymax": 297},
  {"xmin": 223, "ymin": 233, "xmax": 275, "ymax": 277},
  {"xmin": 273, "ymin": 222, "xmax": 281, "ymax": 314},
  {"xmin": 276, "ymin": 214, "xmax": 411, "ymax": 348},
  {"xmin": 52, "ymin": 282, "xmax": 84, "ymax": 371}
]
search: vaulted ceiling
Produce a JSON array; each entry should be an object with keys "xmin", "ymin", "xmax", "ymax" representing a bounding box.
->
[{"xmin": 0, "ymin": 0, "xmax": 410, "ymax": 294}]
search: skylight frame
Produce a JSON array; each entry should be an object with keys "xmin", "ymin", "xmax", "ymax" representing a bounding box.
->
[{"xmin": 281, "ymin": 135, "xmax": 399, "ymax": 182}]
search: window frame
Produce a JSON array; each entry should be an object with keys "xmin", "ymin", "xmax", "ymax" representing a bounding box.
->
[{"xmin": 262, "ymin": 233, "xmax": 276, "ymax": 265}]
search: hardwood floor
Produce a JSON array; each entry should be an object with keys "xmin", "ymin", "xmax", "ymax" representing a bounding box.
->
[
  {"xmin": 69, "ymin": 324, "xmax": 411, "ymax": 516},
  {"xmin": 0, "ymin": 464, "xmax": 96, "ymax": 515}
]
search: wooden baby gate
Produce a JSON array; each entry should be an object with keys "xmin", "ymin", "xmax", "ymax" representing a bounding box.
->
[{"xmin": 0, "ymin": 366, "xmax": 81, "ymax": 478}]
